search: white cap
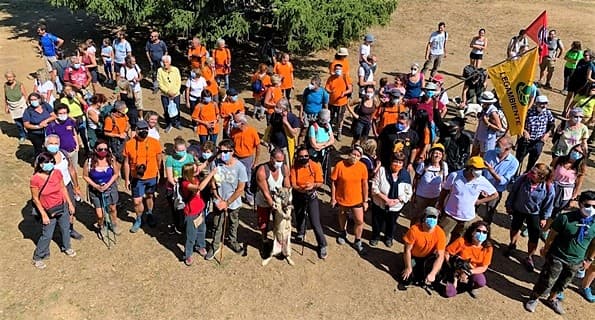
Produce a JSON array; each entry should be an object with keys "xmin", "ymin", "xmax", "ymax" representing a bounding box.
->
[{"xmin": 535, "ymin": 95, "xmax": 549, "ymax": 103}]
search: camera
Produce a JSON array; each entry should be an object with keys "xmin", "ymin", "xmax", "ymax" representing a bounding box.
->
[{"xmin": 136, "ymin": 164, "xmax": 146, "ymax": 178}]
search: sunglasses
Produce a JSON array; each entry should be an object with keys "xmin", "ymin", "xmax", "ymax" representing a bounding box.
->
[
  {"xmin": 298, "ymin": 155, "xmax": 309, "ymax": 159},
  {"xmin": 411, "ymin": 68, "xmax": 418, "ymax": 71},
  {"xmin": 219, "ymin": 150, "xmax": 232, "ymax": 154},
  {"xmin": 475, "ymin": 229, "xmax": 488, "ymax": 234},
  {"xmin": 573, "ymin": 115, "xmax": 584, "ymax": 119},
  {"xmin": 96, "ymin": 148, "xmax": 109, "ymax": 152},
  {"xmin": 584, "ymin": 204, "xmax": 594, "ymax": 208}
]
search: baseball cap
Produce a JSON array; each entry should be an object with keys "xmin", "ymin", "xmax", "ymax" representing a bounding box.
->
[
  {"xmin": 227, "ymin": 88, "xmax": 238, "ymax": 96},
  {"xmin": 388, "ymin": 88, "xmax": 402, "ymax": 98},
  {"xmin": 136, "ymin": 120, "xmax": 149, "ymax": 130},
  {"xmin": 467, "ymin": 156, "xmax": 486, "ymax": 169},
  {"xmin": 430, "ymin": 143, "xmax": 445, "ymax": 153},
  {"xmin": 364, "ymin": 34, "xmax": 375, "ymax": 42}
]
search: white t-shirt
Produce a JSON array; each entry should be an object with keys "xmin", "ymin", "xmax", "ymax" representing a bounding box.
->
[
  {"xmin": 113, "ymin": 40, "xmax": 132, "ymax": 64},
  {"xmin": 120, "ymin": 65, "xmax": 142, "ymax": 92},
  {"xmin": 148, "ymin": 127, "xmax": 160, "ymax": 141},
  {"xmin": 360, "ymin": 43, "xmax": 371, "ymax": 61},
  {"xmin": 439, "ymin": 90, "xmax": 449, "ymax": 106},
  {"xmin": 428, "ymin": 31, "xmax": 448, "ymax": 56},
  {"xmin": 358, "ymin": 65, "xmax": 374, "ymax": 83},
  {"xmin": 185, "ymin": 77, "xmax": 208, "ymax": 101},
  {"xmin": 35, "ymin": 80, "xmax": 56, "ymax": 105},
  {"xmin": 443, "ymin": 170, "xmax": 496, "ymax": 221},
  {"xmin": 415, "ymin": 162, "xmax": 449, "ymax": 199},
  {"xmin": 87, "ymin": 46, "xmax": 97, "ymax": 55}
]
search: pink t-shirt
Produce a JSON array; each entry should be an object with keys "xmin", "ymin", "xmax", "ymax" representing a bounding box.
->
[
  {"xmin": 554, "ymin": 165, "xmax": 577, "ymax": 200},
  {"xmin": 416, "ymin": 100, "xmax": 445, "ymax": 122},
  {"xmin": 64, "ymin": 66, "xmax": 89, "ymax": 87},
  {"xmin": 30, "ymin": 171, "xmax": 65, "ymax": 209}
]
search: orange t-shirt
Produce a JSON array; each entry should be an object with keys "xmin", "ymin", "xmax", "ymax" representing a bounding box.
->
[
  {"xmin": 104, "ymin": 114, "xmax": 129, "ymax": 135},
  {"xmin": 331, "ymin": 160, "xmax": 368, "ymax": 207},
  {"xmin": 212, "ymin": 48, "xmax": 231, "ymax": 75},
  {"xmin": 251, "ymin": 73, "xmax": 272, "ymax": 99},
  {"xmin": 403, "ymin": 224, "xmax": 447, "ymax": 258},
  {"xmin": 188, "ymin": 45, "xmax": 208, "ymax": 69},
  {"xmin": 290, "ymin": 161, "xmax": 323, "ymax": 188},
  {"xmin": 201, "ymin": 66, "xmax": 218, "ymax": 96},
  {"xmin": 446, "ymin": 237, "xmax": 493, "ymax": 268},
  {"xmin": 220, "ymin": 100, "xmax": 245, "ymax": 130},
  {"xmin": 274, "ymin": 62, "xmax": 294, "ymax": 89},
  {"xmin": 373, "ymin": 102, "xmax": 407, "ymax": 133},
  {"xmin": 264, "ymin": 86, "xmax": 283, "ymax": 114},
  {"xmin": 123, "ymin": 137, "xmax": 162, "ymax": 179},
  {"xmin": 230, "ymin": 126, "xmax": 260, "ymax": 158},
  {"xmin": 191, "ymin": 102, "xmax": 220, "ymax": 135},
  {"xmin": 329, "ymin": 58, "xmax": 350, "ymax": 76},
  {"xmin": 325, "ymin": 75, "xmax": 352, "ymax": 107}
]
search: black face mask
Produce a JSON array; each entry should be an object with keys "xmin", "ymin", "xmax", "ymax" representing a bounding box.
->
[
  {"xmin": 137, "ymin": 130, "xmax": 149, "ymax": 139},
  {"xmin": 297, "ymin": 157, "xmax": 309, "ymax": 165}
]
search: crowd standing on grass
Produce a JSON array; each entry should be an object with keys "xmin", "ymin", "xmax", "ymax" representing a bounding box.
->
[{"xmin": 3, "ymin": 18, "xmax": 595, "ymax": 313}]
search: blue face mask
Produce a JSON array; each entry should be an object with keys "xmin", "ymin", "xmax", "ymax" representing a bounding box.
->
[
  {"xmin": 202, "ymin": 152, "xmax": 213, "ymax": 160},
  {"xmin": 30, "ymin": 100, "xmax": 40, "ymax": 107},
  {"xmin": 46, "ymin": 144, "xmax": 60, "ymax": 154},
  {"xmin": 231, "ymin": 95, "xmax": 238, "ymax": 102},
  {"xmin": 425, "ymin": 217, "xmax": 438, "ymax": 229},
  {"xmin": 426, "ymin": 90, "xmax": 436, "ymax": 98},
  {"xmin": 494, "ymin": 147, "xmax": 502, "ymax": 155},
  {"xmin": 176, "ymin": 151, "xmax": 187, "ymax": 158},
  {"xmin": 42, "ymin": 162, "xmax": 54, "ymax": 172},
  {"xmin": 570, "ymin": 150, "xmax": 583, "ymax": 161},
  {"xmin": 474, "ymin": 231, "xmax": 488, "ymax": 244},
  {"xmin": 221, "ymin": 152, "xmax": 231, "ymax": 162},
  {"xmin": 396, "ymin": 123, "xmax": 405, "ymax": 131},
  {"xmin": 190, "ymin": 71, "xmax": 196, "ymax": 78},
  {"xmin": 203, "ymin": 97, "xmax": 212, "ymax": 103}
]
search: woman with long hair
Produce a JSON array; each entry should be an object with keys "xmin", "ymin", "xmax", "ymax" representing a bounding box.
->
[
  {"xmin": 469, "ymin": 28, "xmax": 487, "ymax": 68},
  {"xmin": 411, "ymin": 143, "xmax": 448, "ymax": 225},
  {"xmin": 33, "ymin": 68, "xmax": 55, "ymax": 106},
  {"xmin": 347, "ymin": 85, "xmax": 379, "ymax": 146},
  {"xmin": 86, "ymin": 93, "xmax": 108, "ymax": 149},
  {"xmin": 82, "ymin": 140, "xmax": 121, "ymax": 236}
]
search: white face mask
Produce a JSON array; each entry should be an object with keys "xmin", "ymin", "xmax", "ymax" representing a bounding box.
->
[
  {"xmin": 366, "ymin": 92, "xmax": 374, "ymax": 99},
  {"xmin": 472, "ymin": 169, "xmax": 483, "ymax": 178},
  {"xmin": 57, "ymin": 114, "xmax": 68, "ymax": 121},
  {"xmin": 581, "ymin": 206, "xmax": 595, "ymax": 217},
  {"xmin": 274, "ymin": 161, "xmax": 284, "ymax": 169}
]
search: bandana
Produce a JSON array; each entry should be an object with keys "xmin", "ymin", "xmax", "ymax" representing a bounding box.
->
[{"xmin": 577, "ymin": 216, "xmax": 594, "ymax": 243}]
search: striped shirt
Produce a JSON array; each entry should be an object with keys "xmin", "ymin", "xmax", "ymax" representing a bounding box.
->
[{"xmin": 524, "ymin": 107, "xmax": 555, "ymax": 140}]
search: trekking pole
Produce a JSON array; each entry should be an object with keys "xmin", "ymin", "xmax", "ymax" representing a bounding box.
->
[
  {"xmin": 101, "ymin": 192, "xmax": 116, "ymax": 249},
  {"xmin": 219, "ymin": 208, "xmax": 228, "ymax": 264},
  {"xmin": 301, "ymin": 203, "xmax": 309, "ymax": 256}
]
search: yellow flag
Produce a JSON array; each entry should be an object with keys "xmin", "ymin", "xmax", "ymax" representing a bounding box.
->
[{"xmin": 487, "ymin": 48, "xmax": 539, "ymax": 136}]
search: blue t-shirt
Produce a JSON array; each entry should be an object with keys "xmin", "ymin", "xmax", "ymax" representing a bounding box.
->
[
  {"xmin": 165, "ymin": 154, "xmax": 195, "ymax": 180},
  {"xmin": 39, "ymin": 33, "xmax": 59, "ymax": 57},
  {"xmin": 22, "ymin": 103, "xmax": 54, "ymax": 134},
  {"xmin": 302, "ymin": 88, "xmax": 329, "ymax": 115},
  {"xmin": 308, "ymin": 122, "xmax": 332, "ymax": 144},
  {"xmin": 113, "ymin": 40, "xmax": 132, "ymax": 64}
]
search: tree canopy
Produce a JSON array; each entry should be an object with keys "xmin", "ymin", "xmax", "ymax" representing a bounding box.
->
[{"xmin": 49, "ymin": 0, "xmax": 398, "ymax": 53}]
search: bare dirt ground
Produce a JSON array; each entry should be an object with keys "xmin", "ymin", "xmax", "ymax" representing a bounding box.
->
[{"xmin": 1, "ymin": 0, "xmax": 594, "ymax": 319}]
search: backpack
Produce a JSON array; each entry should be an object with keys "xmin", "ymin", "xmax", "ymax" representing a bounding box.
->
[
  {"xmin": 495, "ymin": 108, "xmax": 508, "ymax": 137},
  {"xmin": 251, "ymin": 77, "xmax": 265, "ymax": 94},
  {"xmin": 462, "ymin": 65, "xmax": 476, "ymax": 79},
  {"xmin": 98, "ymin": 103, "xmax": 115, "ymax": 131},
  {"xmin": 249, "ymin": 163, "xmax": 270, "ymax": 195}
]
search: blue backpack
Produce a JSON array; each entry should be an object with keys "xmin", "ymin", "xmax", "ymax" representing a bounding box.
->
[{"xmin": 251, "ymin": 78, "xmax": 265, "ymax": 94}]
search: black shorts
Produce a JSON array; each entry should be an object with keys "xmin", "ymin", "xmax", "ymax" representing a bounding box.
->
[
  {"xmin": 352, "ymin": 120, "xmax": 371, "ymax": 140},
  {"xmin": 470, "ymin": 52, "xmax": 483, "ymax": 60}
]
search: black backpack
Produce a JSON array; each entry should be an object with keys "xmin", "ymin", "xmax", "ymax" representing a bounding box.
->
[{"xmin": 249, "ymin": 163, "xmax": 270, "ymax": 194}]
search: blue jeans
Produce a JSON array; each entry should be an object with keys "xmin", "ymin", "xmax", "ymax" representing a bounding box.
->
[
  {"xmin": 14, "ymin": 117, "xmax": 26, "ymax": 139},
  {"xmin": 195, "ymin": 202, "xmax": 210, "ymax": 250},
  {"xmin": 184, "ymin": 215, "xmax": 200, "ymax": 259},
  {"xmin": 33, "ymin": 205, "xmax": 71, "ymax": 261},
  {"xmin": 216, "ymin": 74, "xmax": 229, "ymax": 90},
  {"xmin": 199, "ymin": 134, "xmax": 218, "ymax": 144},
  {"xmin": 161, "ymin": 95, "xmax": 181, "ymax": 127}
]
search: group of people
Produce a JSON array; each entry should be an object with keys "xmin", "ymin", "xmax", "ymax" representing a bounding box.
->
[{"xmin": 4, "ymin": 19, "xmax": 595, "ymax": 315}]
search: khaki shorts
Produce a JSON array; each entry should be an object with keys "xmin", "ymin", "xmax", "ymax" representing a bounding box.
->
[
  {"xmin": 44, "ymin": 56, "xmax": 57, "ymax": 72},
  {"xmin": 540, "ymin": 58, "xmax": 555, "ymax": 72},
  {"xmin": 133, "ymin": 90, "xmax": 144, "ymax": 110}
]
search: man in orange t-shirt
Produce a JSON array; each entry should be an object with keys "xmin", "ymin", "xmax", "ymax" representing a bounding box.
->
[
  {"xmin": 274, "ymin": 53, "xmax": 295, "ymax": 110},
  {"xmin": 373, "ymin": 89, "xmax": 407, "ymax": 136},
  {"xmin": 400, "ymin": 207, "xmax": 446, "ymax": 288},
  {"xmin": 220, "ymin": 88, "xmax": 245, "ymax": 138},
  {"xmin": 290, "ymin": 145, "xmax": 328, "ymax": 259},
  {"xmin": 212, "ymin": 38, "xmax": 231, "ymax": 89},
  {"xmin": 187, "ymin": 37, "xmax": 208, "ymax": 69},
  {"xmin": 251, "ymin": 63, "xmax": 272, "ymax": 121},
  {"xmin": 331, "ymin": 146, "xmax": 368, "ymax": 253},
  {"xmin": 230, "ymin": 112, "xmax": 261, "ymax": 205},
  {"xmin": 103, "ymin": 101, "xmax": 130, "ymax": 164},
  {"xmin": 201, "ymin": 57, "xmax": 219, "ymax": 101},
  {"xmin": 122, "ymin": 120, "xmax": 163, "ymax": 233},
  {"xmin": 325, "ymin": 64, "xmax": 353, "ymax": 141},
  {"xmin": 329, "ymin": 47, "xmax": 350, "ymax": 76}
]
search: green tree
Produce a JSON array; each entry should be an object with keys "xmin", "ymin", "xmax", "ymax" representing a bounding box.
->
[{"xmin": 49, "ymin": 0, "xmax": 397, "ymax": 52}]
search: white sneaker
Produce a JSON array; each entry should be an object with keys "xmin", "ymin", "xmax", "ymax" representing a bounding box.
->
[
  {"xmin": 64, "ymin": 249, "xmax": 77, "ymax": 257},
  {"xmin": 32, "ymin": 260, "xmax": 47, "ymax": 269}
]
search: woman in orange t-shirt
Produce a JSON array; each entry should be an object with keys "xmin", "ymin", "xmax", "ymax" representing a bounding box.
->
[
  {"xmin": 191, "ymin": 90, "xmax": 220, "ymax": 144},
  {"xmin": 219, "ymin": 88, "xmax": 245, "ymax": 139},
  {"xmin": 274, "ymin": 53, "xmax": 295, "ymax": 109},
  {"xmin": 201, "ymin": 58, "xmax": 219, "ymax": 100},
  {"xmin": 212, "ymin": 39, "xmax": 231, "ymax": 89},
  {"xmin": 444, "ymin": 221, "xmax": 493, "ymax": 298},
  {"xmin": 251, "ymin": 63, "xmax": 271, "ymax": 120},
  {"xmin": 331, "ymin": 146, "xmax": 368, "ymax": 254},
  {"xmin": 263, "ymin": 74, "xmax": 283, "ymax": 122}
]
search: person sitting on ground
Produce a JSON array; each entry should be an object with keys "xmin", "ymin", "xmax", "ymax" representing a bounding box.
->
[
  {"xmin": 444, "ymin": 221, "xmax": 493, "ymax": 298},
  {"xmin": 399, "ymin": 207, "xmax": 446, "ymax": 290}
]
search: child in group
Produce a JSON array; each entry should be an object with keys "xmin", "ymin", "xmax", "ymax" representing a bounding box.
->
[{"xmin": 101, "ymin": 38, "xmax": 114, "ymax": 84}]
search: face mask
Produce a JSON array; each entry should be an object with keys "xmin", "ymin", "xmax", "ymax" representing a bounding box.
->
[
  {"xmin": 411, "ymin": 69, "xmax": 418, "ymax": 75},
  {"xmin": 68, "ymin": 91, "xmax": 75, "ymax": 98},
  {"xmin": 176, "ymin": 151, "xmax": 187, "ymax": 158},
  {"xmin": 366, "ymin": 92, "xmax": 374, "ymax": 99},
  {"xmin": 57, "ymin": 114, "xmax": 68, "ymax": 121},
  {"xmin": 96, "ymin": 150, "xmax": 108, "ymax": 158},
  {"xmin": 570, "ymin": 150, "xmax": 583, "ymax": 161},
  {"xmin": 308, "ymin": 84, "xmax": 315, "ymax": 90},
  {"xmin": 202, "ymin": 152, "xmax": 213, "ymax": 160},
  {"xmin": 274, "ymin": 161, "xmax": 284, "ymax": 169},
  {"xmin": 390, "ymin": 163, "xmax": 403, "ymax": 173},
  {"xmin": 30, "ymin": 100, "xmax": 40, "ymax": 107},
  {"xmin": 334, "ymin": 70, "xmax": 343, "ymax": 76},
  {"xmin": 204, "ymin": 97, "xmax": 212, "ymax": 103},
  {"xmin": 231, "ymin": 95, "xmax": 238, "ymax": 102},
  {"xmin": 474, "ymin": 231, "xmax": 488, "ymax": 244},
  {"xmin": 274, "ymin": 108, "xmax": 283, "ymax": 114},
  {"xmin": 137, "ymin": 130, "xmax": 149, "ymax": 139},
  {"xmin": 190, "ymin": 71, "xmax": 196, "ymax": 78},
  {"xmin": 41, "ymin": 162, "xmax": 54, "ymax": 172},
  {"xmin": 73, "ymin": 63, "xmax": 81, "ymax": 69},
  {"xmin": 581, "ymin": 206, "xmax": 595, "ymax": 217},
  {"xmin": 46, "ymin": 144, "xmax": 60, "ymax": 154},
  {"xmin": 396, "ymin": 123, "xmax": 405, "ymax": 131},
  {"xmin": 472, "ymin": 169, "xmax": 483, "ymax": 178},
  {"xmin": 426, "ymin": 90, "xmax": 435, "ymax": 98},
  {"xmin": 221, "ymin": 152, "xmax": 232, "ymax": 162},
  {"xmin": 231, "ymin": 121, "xmax": 239, "ymax": 129},
  {"xmin": 392, "ymin": 98, "xmax": 400, "ymax": 105},
  {"xmin": 297, "ymin": 157, "xmax": 309, "ymax": 165},
  {"xmin": 494, "ymin": 147, "xmax": 502, "ymax": 155},
  {"xmin": 425, "ymin": 217, "xmax": 438, "ymax": 229}
]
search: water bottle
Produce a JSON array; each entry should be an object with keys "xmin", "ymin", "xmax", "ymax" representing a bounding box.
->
[{"xmin": 576, "ymin": 267, "xmax": 586, "ymax": 279}]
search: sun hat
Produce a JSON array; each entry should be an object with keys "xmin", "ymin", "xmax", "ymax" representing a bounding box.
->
[
  {"xmin": 337, "ymin": 47, "xmax": 349, "ymax": 56},
  {"xmin": 535, "ymin": 95, "xmax": 549, "ymax": 104},
  {"xmin": 478, "ymin": 91, "xmax": 497, "ymax": 104}
]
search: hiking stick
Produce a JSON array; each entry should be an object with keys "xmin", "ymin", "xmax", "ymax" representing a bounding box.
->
[
  {"xmin": 301, "ymin": 204, "xmax": 309, "ymax": 256},
  {"xmin": 219, "ymin": 208, "xmax": 228, "ymax": 263}
]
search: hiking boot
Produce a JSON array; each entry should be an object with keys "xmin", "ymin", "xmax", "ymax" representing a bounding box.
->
[
  {"xmin": 229, "ymin": 242, "xmax": 243, "ymax": 254},
  {"xmin": 581, "ymin": 287, "xmax": 595, "ymax": 303},
  {"xmin": 384, "ymin": 239, "xmax": 393, "ymax": 248},
  {"xmin": 336, "ymin": 234, "xmax": 346, "ymax": 245},
  {"xmin": 318, "ymin": 246, "xmax": 328, "ymax": 260},
  {"xmin": 544, "ymin": 298, "xmax": 565, "ymax": 315},
  {"xmin": 369, "ymin": 239, "xmax": 378, "ymax": 247},
  {"xmin": 64, "ymin": 249, "xmax": 77, "ymax": 257},
  {"xmin": 145, "ymin": 213, "xmax": 157, "ymax": 228},
  {"xmin": 129, "ymin": 217, "xmax": 142, "ymax": 233},
  {"xmin": 524, "ymin": 299, "xmax": 538, "ymax": 313},
  {"xmin": 354, "ymin": 239, "xmax": 364, "ymax": 254},
  {"xmin": 521, "ymin": 227, "xmax": 528, "ymax": 238},
  {"xmin": 32, "ymin": 259, "xmax": 47, "ymax": 269},
  {"xmin": 524, "ymin": 256, "xmax": 535, "ymax": 272},
  {"xmin": 184, "ymin": 256, "xmax": 193, "ymax": 266},
  {"xmin": 503, "ymin": 243, "xmax": 516, "ymax": 258},
  {"xmin": 70, "ymin": 228, "xmax": 84, "ymax": 240},
  {"xmin": 205, "ymin": 247, "xmax": 221, "ymax": 261}
]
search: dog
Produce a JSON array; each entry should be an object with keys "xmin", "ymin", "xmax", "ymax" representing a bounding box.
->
[{"xmin": 262, "ymin": 187, "xmax": 295, "ymax": 266}]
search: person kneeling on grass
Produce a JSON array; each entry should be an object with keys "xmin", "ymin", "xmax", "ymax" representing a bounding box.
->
[
  {"xmin": 443, "ymin": 221, "xmax": 493, "ymax": 298},
  {"xmin": 524, "ymin": 190, "xmax": 595, "ymax": 314},
  {"xmin": 180, "ymin": 163, "xmax": 216, "ymax": 266},
  {"xmin": 399, "ymin": 207, "xmax": 446, "ymax": 290}
]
